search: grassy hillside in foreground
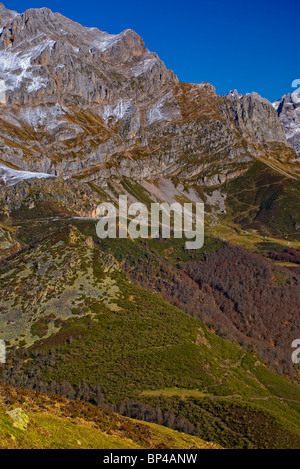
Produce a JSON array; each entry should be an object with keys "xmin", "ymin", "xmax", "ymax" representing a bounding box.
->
[
  {"xmin": 1, "ymin": 175, "xmax": 300, "ymax": 450},
  {"xmin": 1, "ymin": 226, "xmax": 300, "ymax": 448},
  {"xmin": 0, "ymin": 384, "xmax": 220, "ymax": 449},
  {"xmin": 223, "ymin": 161, "xmax": 300, "ymax": 241}
]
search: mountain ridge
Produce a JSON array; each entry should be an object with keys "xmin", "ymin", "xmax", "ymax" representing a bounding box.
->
[
  {"xmin": 0, "ymin": 3, "xmax": 298, "ymax": 193},
  {"xmin": 0, "ymin": 3, "xmax": 300, "ymax": 450},
  {"xmin": 273, "ymin": 93, "xmax": 300, "ymax": 157}
]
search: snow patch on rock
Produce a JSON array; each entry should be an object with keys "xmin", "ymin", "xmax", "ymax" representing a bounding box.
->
[
  {"xmin": 91, "ymin": 29, "xmax": 132, "ymax": 53},
  {"xmin": 131, "ymin": 58, "xmax": 158, "ymax": 77},
  {"xmin": 0, "ymin": 35, "xmax": 55, "ymax": 92},
  {"xmin": 19, "ymin": 104, "xmax": 65, "ymax": 130},
  {"xmin": 285, "ymin": 120, "xmax": 300, "ymax": 140},
  {"xmin": 148, "ymin": 92, "xmax": 180, "ymax": 124},
  {"xmin": 0, "ymin": 163, "xmax": 54, "ymax": 186},
  {"xmin": 101, "ymin": 99, "xmax": 132, "ymax": 123}
]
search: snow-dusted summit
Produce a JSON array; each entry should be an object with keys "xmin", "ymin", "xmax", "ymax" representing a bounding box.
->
[{"xmin": 273, "ymin": 93, "xmax": 300, "ymax": 156}]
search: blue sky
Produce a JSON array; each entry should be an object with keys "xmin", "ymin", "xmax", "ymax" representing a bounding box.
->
[{"xmin": 5, "ymin": 0, "xmax": 300, "ymax": 101}]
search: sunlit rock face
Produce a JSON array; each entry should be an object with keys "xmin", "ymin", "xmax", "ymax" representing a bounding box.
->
[
  {"xmin": 0, "ymin": 3, "xmax": 297, "ymax": 188},
  {"xmin": 273, "ymin": 93, "xmax": 300, "ymax": 157},
  {"xmin": 0, "ymin": 4, "xmax": 176, "ymax": 107}
]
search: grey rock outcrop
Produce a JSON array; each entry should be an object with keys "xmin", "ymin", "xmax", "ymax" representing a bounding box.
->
[
  {"xmin": 0, "ymin": 4, "xmax": 297, "ymax": 189},
  {"xmin": 273, "ymin": 93, "xmax": 300, "ymax": 156},
  {"xmin": 0, "ymin": 6, "xmax": 176, "ymax": 107},
  {"xmin": 224, "ymin": 92, "xmax": 287, "ymax": 144},
  {"xmin": 0, "ymin": 3, "xmax": 17, "ymax": 29}
]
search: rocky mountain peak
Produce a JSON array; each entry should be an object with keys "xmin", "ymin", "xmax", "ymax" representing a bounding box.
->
[
  {"xmin": 0, "ymin": 6, "xmax": 144, "ymax": 55},
  {"xmin": 0, "ymin": 5, "xmax": 177, "ymax": 107},
  {"xmin": 0, "ymin": 5, "xmax": 296, "ymax": 189},
  {"xmin": 0, "ymin": 3, "xmax": 18, "ymax": 29},
  {"xmin": 244, "ymin": 91, "xmax": 271, "ymax": 105},
  {"xmin": 273, "ymin": 93, "xmax": 300, "ymax": 156},
  {"xmin": 227, "ymin": 89, "xmax": 241, "ymax": 99}
]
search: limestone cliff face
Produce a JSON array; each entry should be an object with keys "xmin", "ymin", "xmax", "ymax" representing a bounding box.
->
[
  {"xmin": 0, "ymin": 3, "xmax": 17, "ymax": 29},
  {"xmin": 0, "ymin": 3, "xmax": 298, "ymax": 189},
  {"xmin": 225, "ymin": 92, "xmax": 287, "ymax": 144},
  {"xmin": 273, "ymin": 93, "xmax": 300, "ymax": 157},
  {"xmin": 0, "ymin": 5, "xmax": 176, "ymax": 107}
]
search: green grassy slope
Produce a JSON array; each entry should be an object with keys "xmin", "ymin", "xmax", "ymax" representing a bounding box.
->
[
  {"xmin": 0, "ymin": 225, "xmax": 300, "ymax": 448},
  {"xmin": 0, "ymin": 384, "xmax": 219, "ymax": 449},
  {"xmin": 0, "ymin": 169, "xmax": 300, "ymax": 449},
  {"xmin": 223, "ymin": 161, "xmax": 300, "ymax": 240}
]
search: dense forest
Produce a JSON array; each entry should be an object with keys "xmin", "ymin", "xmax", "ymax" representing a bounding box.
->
[{"xmin": 124, "ymin": 242, "xmax": 300, "ymax": 377}]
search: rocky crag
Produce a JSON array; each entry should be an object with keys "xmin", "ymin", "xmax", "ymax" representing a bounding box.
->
[{"xmin": 0, "ymin": 3, "xmax": 297, "ymax": 191}]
